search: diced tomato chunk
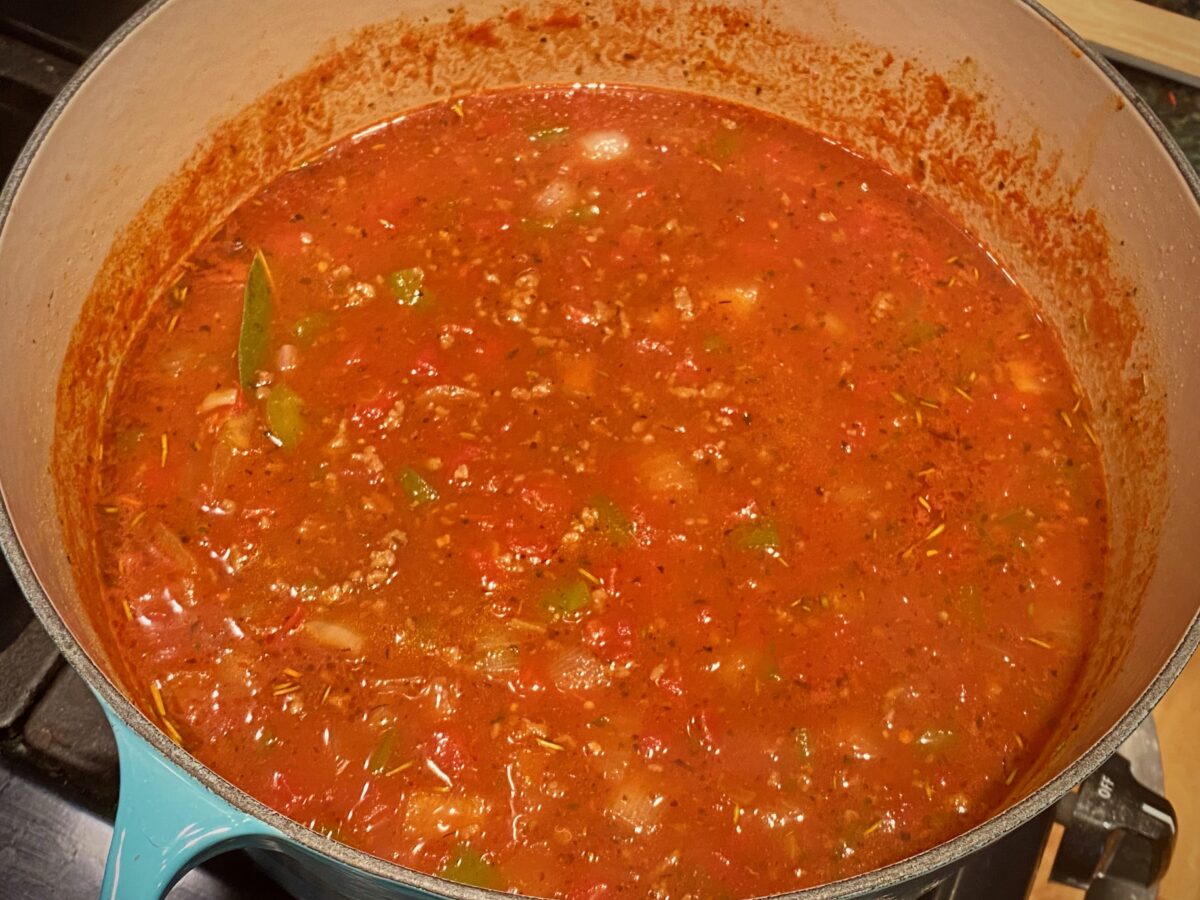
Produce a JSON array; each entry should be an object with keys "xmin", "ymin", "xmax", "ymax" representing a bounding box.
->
[
  {"xmin": 422, "ymin": 728, "xmax": 470, "ymax": 778},
  {"xmin": 583, "ymin": 614, "xmax": 635, "ymax": 664}
]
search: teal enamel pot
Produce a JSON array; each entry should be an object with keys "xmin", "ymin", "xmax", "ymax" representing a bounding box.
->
[{"xmin": 1, "ymin": 0, "xmax": 1199, "ymax": 898}]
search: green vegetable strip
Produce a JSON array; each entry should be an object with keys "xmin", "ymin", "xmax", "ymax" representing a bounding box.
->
[
  {"xmin": 292, "ymin": 312, "xmax": 329, "ymax": 347},
  {"xmin": 589, "ymin": 493, "xmax": 633, "ymax": 546},
  {"xmin": 238, "ymin": 250, "xmax": 274, "ymax": 389},
  {"xmin": 265, "ymin": 384, "xmax": 304, "ymax": 448},
  {"xmin": 439, "ymin": 846, "xmax": 502, "ymax": 890},
  {"xmin": 702, "ymin": 334, "xmax": 731, "ymax": 354},
  {"xmin": 731, "ymin": 520, "xmax": 780, "ymax": 551},
  {"xmin": 528, "ymin": 125, "xmax": 570, "ymax": 142},
  {"xmin": 366, "ymin": 728, "xmax": 396, "ymax": 774},
  {"xmin": 387, "ymin": 267, "xmax": 428, "ymax": 307},
  {"xmin": 544, "ymin": 578, "xmax": 590, "ymax": 615},
  {"xmin": 400, "ymin": 467, "xmax": 439, "ymax": 506}
]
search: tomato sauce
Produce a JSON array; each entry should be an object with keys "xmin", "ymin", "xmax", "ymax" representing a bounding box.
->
[{"xmin": 90, "ymin": 85, "xmax": 1107, "ymax": 896}]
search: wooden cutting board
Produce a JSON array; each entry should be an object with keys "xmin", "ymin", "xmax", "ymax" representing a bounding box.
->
[{"xmin": 1039, "ymin": 0, "xmax": 1200, "ymax": 89}]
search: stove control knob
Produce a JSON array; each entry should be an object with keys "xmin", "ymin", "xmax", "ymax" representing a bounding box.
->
[{"xmin": 1051, "ymin": 753, "xmax": 1176, "ymax": 898}]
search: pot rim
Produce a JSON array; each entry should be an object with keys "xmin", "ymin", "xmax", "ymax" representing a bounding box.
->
[{"xmin": 0, "ymin": 1, "xmax": 1198, "ymax": 897}]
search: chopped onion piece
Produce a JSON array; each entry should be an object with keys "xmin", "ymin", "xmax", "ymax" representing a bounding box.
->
[
  {"xmin": 579, "ymin": 130, "xmax": 631, "ymax": 162},
  {"xmin": 197, "ymin": 388, "xmax": 239, "ymax": 414},
  {"xmin": 305, "ymin": 619, "xmax": 364, "ymax": 653},
  {"xmin": 640, "ymin": 451, "xmax": 696, "ymax": 493},
  {"xmin": 417, "ymin": 384, "xmax": 481, "ymax": 402},
  {"xmin": 549, "ymin": 646, "xmax": 608, "ymax": 691},
  {"xmin": 403, "ymin": 790, "xmax": 489, "ymax": 840},
  {"xmin": 609, "ymin": 779, "xmax": 663, "ymax": 834},
  {"xmin": 534, "ymin": 179, "xmax": 578, "ymax": 215},
  {"xmin": 712, "ymin": 284, "xmax": 759, "ymax": 316},
  {"xmin": 817, "ymin": 311, "xmax": 847, "ymax": 337},
  {"xmin": 218, "ymin": 412, "xmax": 254, "ymax": 451},
  {"xmin": 276, "ymin": 343, "xmax": 299, "ymax": 372},
  {"xmin": 1006, "ymin": 359, "xmax": 1046, "ymax": 394},
  {"xmin": 476, "ymin": 644, "xmax": 520, "ymax": 676},
  {"xmin": 151, "ymin": 522, "xmax": 198, "ymax": 573},
  {"xmin": 673, "ymin": 286, "xmax": 695, "ymax": 321},
  {"xmin": 474, "ymin": 625, "xmax": 522, "ymax": 677}
]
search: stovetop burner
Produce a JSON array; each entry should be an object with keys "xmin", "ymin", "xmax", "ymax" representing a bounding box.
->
[{"xmin": 0, "ymin": 2, "xmax": 1192, "ymax": 899}]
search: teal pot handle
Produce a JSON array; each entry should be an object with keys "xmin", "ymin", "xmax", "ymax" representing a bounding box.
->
[{"xmin": 99, "ymin": 700, "xmax": 282, "ymax": 900}]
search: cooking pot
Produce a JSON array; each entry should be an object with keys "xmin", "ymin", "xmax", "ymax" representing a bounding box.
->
[{"xmin": 0, "ymin": 1, "xmax": 1198, "ymax": 898}]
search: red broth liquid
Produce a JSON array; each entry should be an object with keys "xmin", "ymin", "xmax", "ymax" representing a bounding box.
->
[{"xmin": 91, "ymin": 86, "xmax": 1106, "ymax": 897}]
